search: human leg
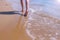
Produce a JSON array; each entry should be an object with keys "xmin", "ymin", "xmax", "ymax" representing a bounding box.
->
[
  {"xmin": 24, "ymin": 0, "xmax": 29, "ymax": 16},
  {"xmin": 20, "ymin": 0, "xmax": 24, "ymax": 12}
]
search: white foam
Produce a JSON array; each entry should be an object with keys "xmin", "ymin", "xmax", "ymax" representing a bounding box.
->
[
  {"xmin": 55, "ymin": 32, "xmax": 59, "ymax": 35},
  {"xmin": 28, "ymin": 17, "xmax": 34, "ymax": 20},
  {"xmin": 26, "ymin": 29, "xmax": 35, "ymax": 40},
  {"xmin": 50, "ymin": 37, "xmax": 57, "ymax": 40},
  {"xmin": 29, "ymin": 8, "xmax": 36, "ymax": 13}
]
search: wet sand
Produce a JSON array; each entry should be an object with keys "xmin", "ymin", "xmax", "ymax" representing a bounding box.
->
[
  {"xmin": 0, "ymin": 0, "xmax": 32, "ymax": 40},
  {"xmin": 0, "ymin": 14, "xmax": 32, "ymax": 40},
  {"xmin": 0, "ymin": 0, "xmax": 60, "ymax": 40},
  {"xmin": 0, "ymin": 11, "xmax": 60, "ymax": 40}
]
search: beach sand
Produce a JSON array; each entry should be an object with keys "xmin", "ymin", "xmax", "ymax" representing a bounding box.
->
[
  {"xmin": 0, "ymin": 14, "xmax": 32, "ymax": 40},
  {"xmin": 0, "ymin": 0, "xmax": 31, "ymax": 40},
  {"xmin": 0, "ymin": 11, "xmax": 60, "ymax": 40},
  {"xmin": 0, "ymin": 0, "xmax": 60, "ymax": 40},
  {"xmin": 0, "ymin": 0, "xmax": 14, "ymax": 12}
]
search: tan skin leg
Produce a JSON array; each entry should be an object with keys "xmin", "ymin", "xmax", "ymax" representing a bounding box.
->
[
  {"xmin": 20, "ymin": 0, "xmax": 29, "ymax": 16},
  {"xmin": 24, "ymin": 0, "xmax": 29, "ymax": 16},
  {"xmin": 21, "ymin": 0, "xmax": 24, "ymax": 14}
]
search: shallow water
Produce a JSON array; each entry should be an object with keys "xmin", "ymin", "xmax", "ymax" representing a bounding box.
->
[
  {"xmin": 6, "ymin": 0, "xmax": 60, "ymax": 19},
  {"xmin": 26, "ymin": 11, "xmax": 60, "ymax": 40}
]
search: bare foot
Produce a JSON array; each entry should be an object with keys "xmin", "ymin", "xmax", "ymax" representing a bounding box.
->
[
  {"xmin": 21, "ymin": 10, "xmax": 24, "ymax": 12},
  {"xmin": 21, "ymin": 10, "xmax": 24, "ymax": 15},
  {"xmin": 24, "ymin": 11, "xmax": 28, "ymax": 17}
]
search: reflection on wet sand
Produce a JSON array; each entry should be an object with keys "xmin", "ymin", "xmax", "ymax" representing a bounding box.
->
[
  {"xmin": 0, "ymin": 14, "xmax": 32, "ymax": 40},
  {"xmin": 0, "ymin": 0, "xmax": 32, "ymax": 40}
]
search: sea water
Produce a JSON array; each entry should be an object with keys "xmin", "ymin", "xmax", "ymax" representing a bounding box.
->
[{"xmin": 6, "ymin": 0, "xmax": 60, "ymax": 19}]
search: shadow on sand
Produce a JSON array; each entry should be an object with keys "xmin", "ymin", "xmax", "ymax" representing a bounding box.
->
[{"xmin": 0, "ymin": 11, "xmax": 23, "ymax": 16}]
